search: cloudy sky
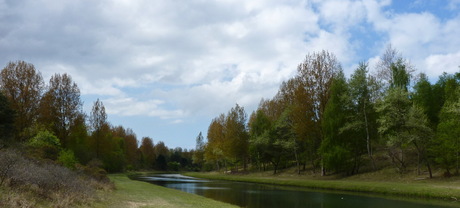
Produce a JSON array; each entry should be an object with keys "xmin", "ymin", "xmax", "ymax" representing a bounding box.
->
[{"xmin": 1, "ymin": 0, "xmax": 459, "ymax": 149}]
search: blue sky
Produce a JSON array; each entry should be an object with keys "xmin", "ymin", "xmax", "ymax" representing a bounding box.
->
[{"xmin": 1, "ymin": 0, "xmax": 459, "ymax": 149}]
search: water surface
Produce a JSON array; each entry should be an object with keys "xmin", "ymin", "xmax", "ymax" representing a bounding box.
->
[{"xmin": 134, "ymin": 174, "xmax": 456, "ymax": 208}]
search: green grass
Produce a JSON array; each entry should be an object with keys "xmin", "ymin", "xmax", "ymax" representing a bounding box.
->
[
  {"xmin": 184, "ymin": 171, "xmax": 460, "ymax": 203},
  {"xmin": 90, "ymin": 174, "xmax": 237, "ymax": 208}
]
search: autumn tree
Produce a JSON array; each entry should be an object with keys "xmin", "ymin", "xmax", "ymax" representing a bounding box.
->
[
  {"xmin": 204, "ymin": 114, "xmax": 226, "ymax": 171},
  {"xmin": 39, "ymin": 73, "xmax": 82, "ymax": 147},
  {"xmin": 139, "ymin": 137, "xmax": 155, "ymax": 169},
  {"xmin": 89, "ymin": 99, "xmax": 109, "ymax": 159},
  {"xmin": 223, "ymin": 104, "xmax": 249, "ymax": 171},
  {"xmin": 276, "ymin": 78, "xmax": 312, "ymax": 173},
  {"xmin": 0, "ymin": 61, "xmax": 44, "ymax": 141},
  {"xmin": 297, "ymin": 50, "xmax": 341, "ymax": 175}
]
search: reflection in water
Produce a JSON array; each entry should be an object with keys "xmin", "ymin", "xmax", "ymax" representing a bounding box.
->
[{"xmin": 134, "ymin": 174, "xmax": 453, "ymax": 208}]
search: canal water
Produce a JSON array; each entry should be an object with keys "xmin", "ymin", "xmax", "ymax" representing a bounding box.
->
[{"xmin": 133, "ymin": 174, "xmax": 455, "ymax": 208}]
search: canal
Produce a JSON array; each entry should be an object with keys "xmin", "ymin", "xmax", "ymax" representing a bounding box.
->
[{"xmin": 133, "ymin": 174, "xmax": 455, "ymax": 208}]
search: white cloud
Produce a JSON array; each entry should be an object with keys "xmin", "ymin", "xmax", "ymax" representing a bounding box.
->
[
  {"xmin": 104, "ymin": 96, "xmax": 185, "ymax": 119},
  {"xmin": 424, "ymin": 52, "xmax": 460, "ymax": 78},
  {"xmin": 1, "ymin": 0, "xmax": 459, "ymax": 148}
]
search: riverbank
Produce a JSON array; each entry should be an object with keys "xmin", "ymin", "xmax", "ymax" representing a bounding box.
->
[
  {"xmin": 184, "ymin": 171, "xmax": 460, "ymax": 203},
  {"xmin": 91, "ymin": 174, "xmax": 237, "ymax": 208}
]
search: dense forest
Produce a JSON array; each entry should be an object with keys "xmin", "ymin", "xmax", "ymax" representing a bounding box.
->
[
  {"xmin": 196, "ymin": 46, "xmax": 460, "ymax": 178},
  {"xmin": 0, "ymin": 60, "xmax": 196, "ymax": 173}
]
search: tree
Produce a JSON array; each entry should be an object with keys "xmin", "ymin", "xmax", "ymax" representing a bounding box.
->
[
  {"xmin": 406, "ymin": 104, "xmax": 434, "ymax": 178},
  {"xmin": 192, "ymin": 132, "xmax": 205, "ymax": 170},
  {"xmin": 0, "ymin": 91, "xmax": 15, "ymax": 145},
  {"xmin": 39, "ymin": 73, "xmax": 82, "ymax": 147},
  {"xmin": 89, "ymin": 99, "xmax": 108, "ymax": 159},
  {"xmin": 320, "ymin": 71, "xmax": 364, "ymax": 175},
  {"xmin": 139, "ymin": 137, "xmax": 155, "ymax": 169},
  {"xmin": 112, "ymin": 126, "xmax": 139, "ymax": 170},
  {"xmin": 296, "ymin": 50, "xmax": 341, "ymax": 176},
  {"xmin": 0, "ymin": 61, "xmax": 44, "ymax": 141},
  {"xmin": 204, "ymin": 114, "xmax": 226, "ymax": 171},
  {"xmin": 435, "ymin": 91, "xmax": 460, "ymax": 176},
  {"xmin": 343, "ymin": 63, "xmax": 380, "ymax": 170},
  {"xmin": 412, "ymin": 73, "xmax": 437, "ymax": 126},
  {"xmin": 376, "ymin": 45, "xmax": 414, "ymax": 88},
  {"xmin": 376, "ymin": 88, "xmax": 412, "ymax": 173},
  {"xmin": 223, "ymin": 104, "xmax": 249, "ymax": 171},
  {"xmin": 67, "ymin": 113, "xmax": 91, "ymax": 164},
  {"xmin": 249, "ymin": 108, "xmax": 273, "ymax": 172}
]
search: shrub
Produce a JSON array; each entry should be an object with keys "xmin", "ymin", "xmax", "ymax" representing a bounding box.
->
[
  {"xmin": 0, "ymin": 148, "xmax": 97, "ymax": 207},
  {"xmin": 28, "ymin": 130, "xmax": 61, "ymax": 160},
  {"xmin": 57, "ymin": 149, "xmax": 78, "ymax": 170}
]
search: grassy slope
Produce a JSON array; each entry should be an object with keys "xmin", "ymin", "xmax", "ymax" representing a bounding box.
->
[
  {"xmin": 90, "ymin": 174, "xmax": 237, "ymax": 208},
  {"xmin": 184, "ymin": 170, "xmax": 460, "ymax": 202}
]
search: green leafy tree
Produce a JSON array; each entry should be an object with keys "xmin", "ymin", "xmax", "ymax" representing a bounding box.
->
[
  {"xmin": 248, "ymin": 108, "xmax": 273, "ymax": 172},
  {"xmin": 412, "ymin": 73, "xmax": 437, "ymax": 126},
  {"xmin": 435, "ymin": 92, "xmax": 460, "ymax": 176},
  {"xmin": 343, "ymin": 63, "xmax": 380, "ymax": 170},
  {"xmin": 321, "ymin": 71, "xmax": 363, "ymax": 175},
  {"xmin": 406, "ymin": 104, "xmax": 434, "ymax": 177},
  {"xmin": 377, "ymin": 88, "xmax": 412, "ymax": 173}
]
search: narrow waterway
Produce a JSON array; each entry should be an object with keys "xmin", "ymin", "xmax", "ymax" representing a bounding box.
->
[{"xmin": 133, "ymin": 174, "xmax": 455, "ymax": 208}]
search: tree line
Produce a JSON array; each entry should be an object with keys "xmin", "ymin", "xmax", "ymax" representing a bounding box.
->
[
  {"xmin": 195, "ymin": 46, "xmax": 460, "ymax": 177},
  {"xmin": 0, "ymin": 60, "xmax": 195, "ymax": 172}
]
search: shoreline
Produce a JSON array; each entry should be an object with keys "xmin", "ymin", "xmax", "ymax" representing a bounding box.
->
[
  {"xmin": 183, "ymin": 172, "xmax": 460, "ymax": 204},
  {"xmin": 91, "ymin": 174, "xmax": 237, "ymax": 208}
]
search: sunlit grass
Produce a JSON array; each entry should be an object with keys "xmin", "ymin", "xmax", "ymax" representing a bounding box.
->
[{"xmin": 90, "ymin": 174, "xmax": 237, "ymax": 208}]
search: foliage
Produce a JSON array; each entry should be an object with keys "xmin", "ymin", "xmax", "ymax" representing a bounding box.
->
[
  {"xmin": 0, "ymin": 61, "xmax": 44, "ymax": 141},
  {"xmin": 140, "ymin": 137, "xmax": 155, "ymax": 169},
  {"xmin": 58, "ymin": 149, "xmax": 79, "ymax": 170},
  {"xmin": 39, "ymin": 73, "xmax": 82, "ymax": 148},
  {"xmin": 28, "ymin": 130, "xmax": 62, "ymax": 160}
]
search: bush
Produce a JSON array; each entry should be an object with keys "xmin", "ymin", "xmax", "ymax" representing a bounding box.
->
[
  {"xmin": 0, "ymin": 148, "xmax": 97, "ymax": 207},
  {"xmin": 168, "ymin": 161, "xmax": 181, "ymax": 171},
  {"xmin": 57, "ymin": 149, "xmax": 79, "ymax": 170},
  {"xmin": 28, "ymin": 130, "xmax": 61, "ymax": 160}
]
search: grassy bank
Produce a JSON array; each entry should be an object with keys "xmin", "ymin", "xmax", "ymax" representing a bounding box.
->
[
  {"xmin": 91, "ymin": 174, "xmax": 237, "ymax": 208},
  {"xmin": 184, "ymin": 171, "xmax": 460, "ymax": 203}
]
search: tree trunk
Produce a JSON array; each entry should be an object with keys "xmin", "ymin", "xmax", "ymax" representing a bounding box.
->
[
  {"xmin": 363, "ymin": 103, "xmax": 376, "ymax": 170},
  {"xmin": 294, "ymin": 148, "xmax": 300, "ymax": 174}
]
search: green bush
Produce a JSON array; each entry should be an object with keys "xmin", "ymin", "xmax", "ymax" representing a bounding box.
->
[
  {"xmin": 28, "ymin": 130, "xmax": 61, "ymax": 160},
  {"xmin": 58, "ymin": 149, "xmax": 79, "ymax": 170}
]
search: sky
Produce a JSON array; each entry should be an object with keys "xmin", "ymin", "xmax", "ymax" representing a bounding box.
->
[{"xmin": 1, "ymin": 0, "xmax": 459, "ymax": 149}]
